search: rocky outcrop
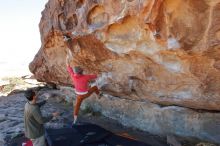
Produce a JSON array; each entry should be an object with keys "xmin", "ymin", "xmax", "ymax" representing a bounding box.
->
[
  {"xmin": 83, "ymin": 94, "xmax": 220, "ymax": 144},
  {"xmin": 29, "ymin": 0, "xmax": 220, "ymax": 143},
  {"xmin": 30, "ymin": 0, "xmax": 220, "ymax": 111}
]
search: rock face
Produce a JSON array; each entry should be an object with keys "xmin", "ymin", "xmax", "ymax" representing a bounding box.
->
[
  {"xmin": 30, "ymin": 0, "xmax": 220, "ymax": 111},
  {"xmin": 30, "ymin": 0, "xmax": 220, "ymax": 143},
  {"xmin": 83, "ymin": 94, "xmax": 220, "ymax": 144}
]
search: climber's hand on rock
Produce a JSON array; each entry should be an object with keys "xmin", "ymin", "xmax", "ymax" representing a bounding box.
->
[
  {"xmin": 63, "ymin": 34, "xmax": 71, "ymax": 42},
  {"xmin": 63, "ymin": 31, "xmax": 72, "ymax": 41}
]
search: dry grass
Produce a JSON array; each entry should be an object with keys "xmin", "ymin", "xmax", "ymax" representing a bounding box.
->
[{"xmin": 1, "ymin": 77, "xmax": 26, "ymax": 93}]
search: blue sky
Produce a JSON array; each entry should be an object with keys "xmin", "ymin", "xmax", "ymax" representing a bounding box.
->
[{"xmin": 0, "ymin": 0, "xmax": 48, "ymax": 64}]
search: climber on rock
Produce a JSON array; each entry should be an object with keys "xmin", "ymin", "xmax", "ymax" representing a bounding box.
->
[{"xmin": 64, "ymin": 33, "xmax": 103, "ymax": 124}]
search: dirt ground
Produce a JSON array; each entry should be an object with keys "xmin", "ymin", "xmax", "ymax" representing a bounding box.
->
[
  {"xmin": 1, "ymin": 85, "xmax": 218, "ymax": 146},
  {"xmin": 1, "ymin": 88, "xmax": 168, "ymax": 146}
]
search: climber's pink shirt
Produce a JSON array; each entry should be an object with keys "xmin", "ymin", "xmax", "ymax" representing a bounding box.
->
[{"xmin": 67, "ymin": 65, "xmax": 97, "ymax": 93}]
